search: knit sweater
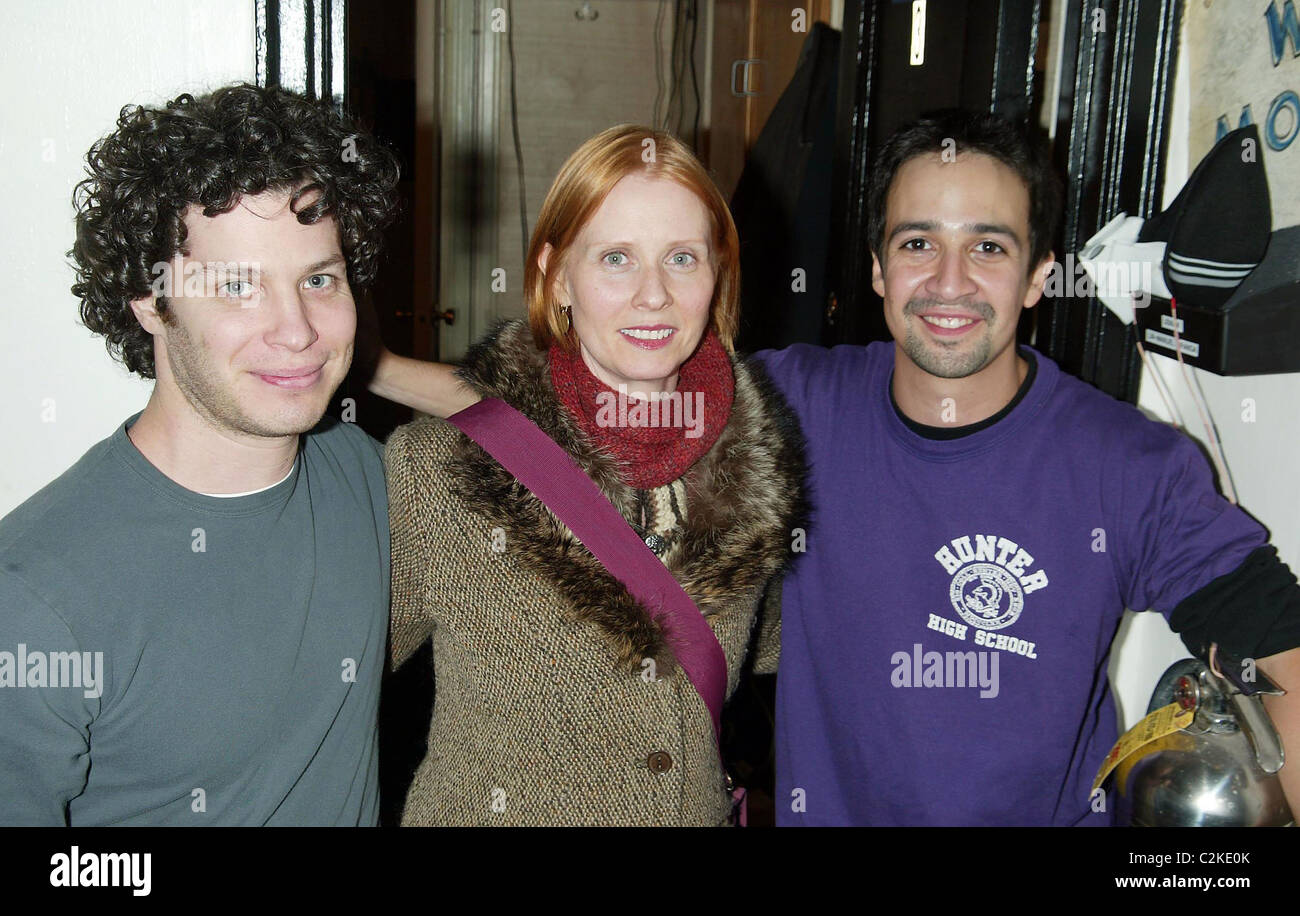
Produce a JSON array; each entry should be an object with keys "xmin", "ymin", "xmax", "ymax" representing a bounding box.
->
[{"xmin": 385, "ymin": 319, "xmax": 807, "ymax": 825}]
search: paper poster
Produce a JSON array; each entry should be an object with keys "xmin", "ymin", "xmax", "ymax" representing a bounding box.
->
[{"xmin": 1187, "ymin": 0, "xmax": 1300, "ymax": 228}]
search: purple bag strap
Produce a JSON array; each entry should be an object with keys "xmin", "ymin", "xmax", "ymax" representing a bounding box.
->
[{"xmin": 446, "ymin": 397, "xmax": 727, "ymax": 747}]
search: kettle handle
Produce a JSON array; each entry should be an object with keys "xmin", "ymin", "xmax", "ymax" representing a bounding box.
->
[
  {"xmin": 1206, "ymin": 644, "xmax": 1286, "ymax": 774},
  {"xmin": 1223, "ymin": 683, "xmax": 1286, "ymax": 775}
]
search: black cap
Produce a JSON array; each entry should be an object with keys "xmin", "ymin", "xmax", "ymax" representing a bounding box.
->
[{"xmin": 1138, "ymin": 124, "xmax": 1272, "ymax": 309}]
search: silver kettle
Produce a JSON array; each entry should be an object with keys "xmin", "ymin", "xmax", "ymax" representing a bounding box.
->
[{"xmin": 1116, "ymin": 651, "xmax": 1293, "ymax": 826}]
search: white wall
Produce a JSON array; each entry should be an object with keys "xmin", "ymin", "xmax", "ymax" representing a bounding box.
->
[
  {"xmin": 0, "ymin": 0, "xmax": 255, "ymax": 515},
  {"xmin": 1107, "ymin": 17, "xmax": 1300, "ymax": 729}
]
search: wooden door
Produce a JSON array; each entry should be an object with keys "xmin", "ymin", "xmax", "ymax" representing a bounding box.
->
[{"xmin": 708, "ymin": 0, "xmax": 833, "ymax": 199}]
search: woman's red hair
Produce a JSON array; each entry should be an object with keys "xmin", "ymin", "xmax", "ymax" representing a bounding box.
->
[{"xmin": 524, "ymin": 124, "xmax": 740, "ymax": 353}]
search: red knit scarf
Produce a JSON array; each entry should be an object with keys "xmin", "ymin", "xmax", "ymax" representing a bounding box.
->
[{"xmin": 548, "ymin": 330, "xmax": 735, "ymax": 490}]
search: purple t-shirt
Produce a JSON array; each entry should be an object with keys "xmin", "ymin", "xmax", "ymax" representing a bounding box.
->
[{"xmin": 750, "ymin": 342, "xmax": 1266, "ymax": 826}]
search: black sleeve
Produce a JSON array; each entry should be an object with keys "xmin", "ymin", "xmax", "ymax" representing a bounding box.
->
[{"xmin": 1168, "ymin": 545, "xmax": 1300, "ymax": 661}]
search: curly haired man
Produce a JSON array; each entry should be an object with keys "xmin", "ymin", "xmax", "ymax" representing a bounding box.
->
[{"xmin": 0, "ymin": 84, "xmax": 400, "ymax": 825}]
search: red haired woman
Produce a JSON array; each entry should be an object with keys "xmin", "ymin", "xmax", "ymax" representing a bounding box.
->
[{"xmin": 382, "ymin": 125, "xmax": 807, "ymax": 825}]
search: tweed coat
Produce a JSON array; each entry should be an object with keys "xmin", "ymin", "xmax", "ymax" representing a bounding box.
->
[{"xmin": 386, "ymin": 319, "xmax": 807, "ymax": 826}]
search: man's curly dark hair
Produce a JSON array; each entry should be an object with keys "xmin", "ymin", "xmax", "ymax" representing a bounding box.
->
[{"xmin": 71, "ymin": 83, "xmax": 400, "ymax": 379}]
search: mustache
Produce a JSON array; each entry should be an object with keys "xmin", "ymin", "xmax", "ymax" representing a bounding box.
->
[{"xmin": 904, "ymin": 298, "xmax": 996, "ymax": 321}]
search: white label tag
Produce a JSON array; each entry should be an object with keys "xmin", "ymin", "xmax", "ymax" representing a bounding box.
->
[
  {"xmin": 1145, "ymin": 328, "xmax": 1200, "ymax": 357},
  {"xmin": 1160, "ymin": 314, "xmax": 1185, "ymax": 333},
  {"xmin": 910, "ymin": 1, "xmax": 926, "ymax": 66}
]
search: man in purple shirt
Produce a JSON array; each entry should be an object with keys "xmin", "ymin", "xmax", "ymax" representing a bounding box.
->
[{"xmin": 749, "ymin": 110, "xmax": 1300, "ymax": 825}]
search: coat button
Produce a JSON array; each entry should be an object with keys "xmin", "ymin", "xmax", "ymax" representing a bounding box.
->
[{"xmin": 647, "ymin": 751, "xmax": 673, "ymax": 773}]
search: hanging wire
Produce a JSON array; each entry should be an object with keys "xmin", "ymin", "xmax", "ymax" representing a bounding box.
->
[
  {"xmin": 1188, "ymin": 356, "xmax": 1240, "ymax": 501},
  {"xmin": 506, "ymin": 0, "xmax": 529, "ymax": 266},
  {"xmin": 1135, "ymin": 337, "xmax": 1185, "ymax": 429},
  {"xmin": 670, "ymin": 0, "xmax": 685, "ymax": 134},
  {"xmin": 1168, "ymin": 298, "xmax": 1238, "ymax": 504},
  {"xmin": 652, "ymin": 0, "xmax": 667, "ymax": 128},
  {"xmin": 689, "ymin": 0, "xmax": 701, "ymax": 148}
]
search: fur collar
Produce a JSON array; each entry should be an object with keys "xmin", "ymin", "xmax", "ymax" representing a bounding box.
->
[{"xmin": 449, "ymin": 319, "xmax": 809, "ymax": 670}]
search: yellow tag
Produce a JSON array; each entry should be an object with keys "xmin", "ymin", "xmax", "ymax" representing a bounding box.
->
[
  {"xmin": 1092, "ymin": 702, "xmax": 1196, "ymax": 794},
  {"xmin": 1113, "ymin": 729, "xmax": 1197, "ymax": 797}
]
